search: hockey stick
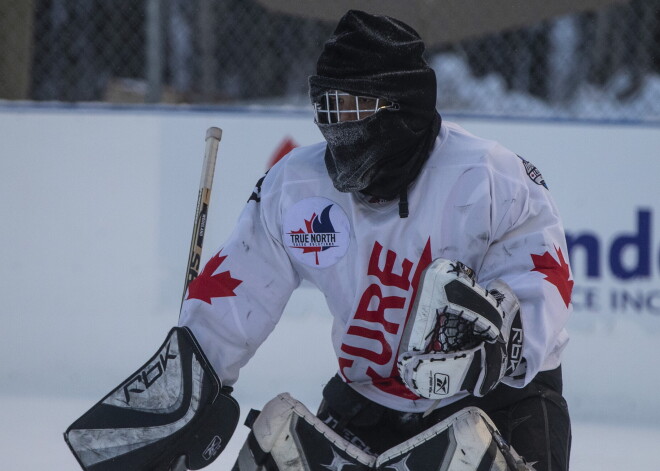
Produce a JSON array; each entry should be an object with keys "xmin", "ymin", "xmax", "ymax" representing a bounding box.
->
[
  {"xmin": 65, "ymin": 127, "xmax": 233, "ymax": 471},
  {"xmin": 180, "ymin": 126, "xmax": 222, "ymax": 312},
  {"xmin": 170, "ymin": 127, "xmax": 222, "ymax": 471}
]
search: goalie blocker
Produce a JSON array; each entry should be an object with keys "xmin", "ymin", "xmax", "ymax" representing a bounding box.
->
[{"xmin": 64, "ymin": 327, "xmax": 239, "ymax": 471}]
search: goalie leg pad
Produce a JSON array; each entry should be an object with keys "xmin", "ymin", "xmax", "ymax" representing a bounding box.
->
[
  {"xmin": 377, "ymin": 406, "xmax": 531, "ymax": 470},
  {"xmin": 234, "ymin": 393, "xmax": 374, "ymax": 470},
  {"xmin": 64, "ymin": 327, "xmax": 240, "ymax": 471},
  {"xmin": 234, "ymin": 394, "xmax": 532, "ymax": 470}
]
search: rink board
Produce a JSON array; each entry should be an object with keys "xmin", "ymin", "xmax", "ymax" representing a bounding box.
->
[{"xmin": 1, "ymin": 105, "xmax": 659, "ymax": 430}]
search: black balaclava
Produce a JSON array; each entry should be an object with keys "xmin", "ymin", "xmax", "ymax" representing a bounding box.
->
[{"xmin": 309, "ymin": 10, "xmax": 441, "ymax": 212}]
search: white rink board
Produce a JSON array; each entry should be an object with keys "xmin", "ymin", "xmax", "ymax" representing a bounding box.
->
[{"xmin": 1, "ymin": 105, "xmax": 660, "ymax": 470}]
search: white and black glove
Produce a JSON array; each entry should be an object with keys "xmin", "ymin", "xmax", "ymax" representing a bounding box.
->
[
  {"xmin": 65, "ymin": 327, "xmax": 240, "ymax": 471},
  {"xmin": 397, "ymin": 259, "xmax": 525, "ymax": 400}
]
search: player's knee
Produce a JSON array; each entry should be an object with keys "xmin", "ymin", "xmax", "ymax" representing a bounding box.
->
[{"xmin": 505, "ymin": 391, "xmax": 571, "ymax": 471}]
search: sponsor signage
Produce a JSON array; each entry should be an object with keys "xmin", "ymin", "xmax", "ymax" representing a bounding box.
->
[{"xmin": 567, "ymin": 208, "xmax": 660, "ymax": 316}]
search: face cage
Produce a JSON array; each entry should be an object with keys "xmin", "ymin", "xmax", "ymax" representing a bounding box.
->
[{"xmin": 313, "ymin": 90, "xmax": 398, "ymax": 124}]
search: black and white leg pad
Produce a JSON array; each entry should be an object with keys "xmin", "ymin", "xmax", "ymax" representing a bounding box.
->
[
  {"xmin": 234, "ymin": 393, "xmax": 533, "ymax": 470},
  {"xmin": 64, "ymin": 327, "xmax": 240, "ymax": 471}
]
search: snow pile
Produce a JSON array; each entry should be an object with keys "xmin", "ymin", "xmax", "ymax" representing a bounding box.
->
[{"xmin": 432, "ymin": 52, "xmax": 660, "ymax": 122}]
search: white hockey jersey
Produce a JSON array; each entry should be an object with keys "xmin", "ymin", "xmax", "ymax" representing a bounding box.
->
[{"xmin": 179, "ymin": 121, "xmax": 573, "ymax": 413}]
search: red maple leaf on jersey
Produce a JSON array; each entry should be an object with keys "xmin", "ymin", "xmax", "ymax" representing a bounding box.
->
[
  {"xmin": 531, "ymin": 247, "xmax": 573, "ymax": 307},
  {"xmin": 186, "ymin": 251, "xmax": 242, "ymax": 304},
  {"xmin": 290, "ymin": 214, "xmax": 321, "ymax": 256}
]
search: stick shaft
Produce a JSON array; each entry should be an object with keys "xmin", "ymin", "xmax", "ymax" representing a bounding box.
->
[{"xmin": 180, "ymin": 127, "xmax": 222, "ymax": 311}]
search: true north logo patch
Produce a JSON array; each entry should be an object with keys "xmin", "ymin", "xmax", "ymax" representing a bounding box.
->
[{"xmin": 283, "ymin": 197, "xmax": 350, "ymax": 268}]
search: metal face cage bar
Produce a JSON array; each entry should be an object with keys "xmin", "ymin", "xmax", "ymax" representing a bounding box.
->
[{"xmin": 314, "ymin": 90, "xmax": 398, "ymax": 124}]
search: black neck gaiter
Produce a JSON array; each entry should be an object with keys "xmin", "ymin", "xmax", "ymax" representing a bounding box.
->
[{"xmin": 319, "ymin": 110, "xmax": 441, "ymax": 200}]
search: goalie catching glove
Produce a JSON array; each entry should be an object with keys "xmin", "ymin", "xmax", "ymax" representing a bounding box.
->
[{"xmin": 398, "ymin": 259, "xmax": 525, "ymax": 400}]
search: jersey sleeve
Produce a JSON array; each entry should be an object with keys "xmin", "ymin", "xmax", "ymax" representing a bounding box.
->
[
  {"xmin": 178, "ymin": 166, "xmax": 300, "ymax": 386},
  {"xmin": 478, "ymin": 147, "xmax": 573, "ymax": 388}
]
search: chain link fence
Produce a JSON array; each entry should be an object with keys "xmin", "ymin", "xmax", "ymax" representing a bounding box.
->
[{"xmin": 1, "ymin": 0, "xmax": 659, "ymax": 121}]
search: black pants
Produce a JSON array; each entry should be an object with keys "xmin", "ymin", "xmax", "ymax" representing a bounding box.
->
[{"xmin": 317, "ymin": 367, "xmax": 571, "ymax": 470}]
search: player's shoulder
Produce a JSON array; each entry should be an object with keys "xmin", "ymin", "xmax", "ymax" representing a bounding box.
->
[
  {"xmin": 437, "ymin": 121, "xmax": 528, "ymax": 177},
  {"xmin": 440, "ymin": 121, "xmax": 512, "ymax": 163},
  {"xmin": 269, "ymin": 141, "xmax": 327, "ymax": 179},
  {"xmin": 257, "ymin": 141, "xmax": 329, "ymax": 200}
]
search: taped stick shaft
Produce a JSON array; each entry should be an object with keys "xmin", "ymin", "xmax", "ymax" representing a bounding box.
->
[{"xmin": 180, "ymin": 127, "xmax": 222, "ymax": 312}]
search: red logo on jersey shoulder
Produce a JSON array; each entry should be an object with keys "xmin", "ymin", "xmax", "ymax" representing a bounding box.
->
[{"xmin": 531, "ymin": 246, "xmax": 573, "ymax": 307}]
